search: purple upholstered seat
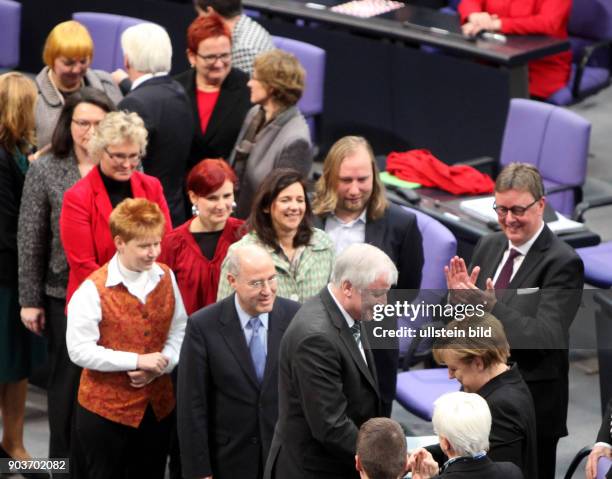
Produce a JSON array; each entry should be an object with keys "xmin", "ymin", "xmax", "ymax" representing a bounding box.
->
[
  {"xmin": 576, "ymin": 242, "xmax": 612, "ymax": 289},
  {"xmin": 499, "ymin": 99, "xmax": 591, "ymax": 216},
  {"xmin": 0, "ymin": 0, "xmax": 21, "ymax": 70},
  {"xmin": 72, "ymin": 12, "xmax": 148, "ymax": 72},
  {"xmin": 272, "ymin": 36, "xmax": 325, "ymax": 143},
  {"xmin": 598, "ymin": 456, "xmax": 612, "ymax": 478},
  {"xmin": 396, "ymin": 368, "xmax": 460, "ymax": 421}
]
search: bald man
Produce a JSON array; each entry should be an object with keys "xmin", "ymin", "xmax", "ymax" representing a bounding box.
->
[{"xmin": 177, "ymin": 244, "xmax": 300, "ymax": 479}]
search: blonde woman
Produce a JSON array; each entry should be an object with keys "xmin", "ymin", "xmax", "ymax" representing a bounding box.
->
[{"xmin": 0, "ymin": 72, "xmax": 43, "ymax": 462}]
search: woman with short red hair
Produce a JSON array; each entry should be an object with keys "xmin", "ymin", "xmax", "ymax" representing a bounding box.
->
[
  {"xmin": 174, "ymin": 14, "xmax": 251, "ymax": 170},
  {"xmin": 159, "ymin": 159, "xmax": 244, "ymax": 313}
]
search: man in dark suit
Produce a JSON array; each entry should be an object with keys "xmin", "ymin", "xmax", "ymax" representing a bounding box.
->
[
  {"xmin": 355, "ymin": 418, "xmax": 409, "ymax": 479},
  {"xmin": 178, "ymin": 244, "xmax": 299, "ymax": 479},
  {"xmin": 265, "ymin": 243, "xmax": 398, "ymax": 479},
  {"xmin": 117, "ymin": 23, "xmax": 194, "ymax": 227},
  {"xmin": 586, "ymin": 398, "xmax": 612, "ymax": 479},
  {"xmin": 312, "ymin": 135, "xmax": 424, "ymax": 417},
  {"xmin": 410, "ymin": 392, "xmax": 524, "ymax": 479},
  {"xmin": 446, "ymin": 162, "xmax": 584, "ymax": 479}
]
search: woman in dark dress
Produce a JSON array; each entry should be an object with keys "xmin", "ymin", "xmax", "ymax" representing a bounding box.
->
[
  {"xmin": 0, "ymin": 72, "xmax": 43, "ymax": 462},
  {"xmin": 174, "ymin": 13, "xmax": 251, "ymax": 170}
]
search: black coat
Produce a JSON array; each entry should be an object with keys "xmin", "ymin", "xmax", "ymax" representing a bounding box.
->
[
  {"xmin": 469, "ymin": 226, "xmax": 584, "ymax": 440},
  {"xmin": 315, "ymin": 203, "xmax": 424, "ymax": 413},
  {"xmin": 177, "ymin": 294, "xmax": 299, "ymax": 479},
  {"xmin": 118, "ymin": 75, "xmax": 194, "ymax": 227},
  {"xmin": 265, "ymin": 287, "xmax": 381, "ymax": 479},
  {"xmin": 0, "ymin": 146, "xmax": 25, "ymax": 286},
  {"xmin": 174, "ymin": 68, "xmax": 251, "ymax": 168},
  {"xmin": 433, "ymin": 456, "xmax": 524, "ymax": 479}
]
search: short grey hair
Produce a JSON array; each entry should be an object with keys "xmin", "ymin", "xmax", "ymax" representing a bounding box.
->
[
  {"xmin": 331, "ymin": 243, "xmax": 398, "ymax": 290},
  {"xmin": 121, "ymin": 23, "xmax": 172, "ymax": 73},
  {"xmin": 432, "ymin": 392, "xmax": 491, "ymax": 457},
  {"xmin": 88, "ymin": 111, "xmax": 148, "ymax": 160},
  {"xmin": 495, "ymin": 162, "xmax": 544, "ymax": 200},
  {"xmin": 225, "ymin": 243, "xmax": 272, "ymax": 277}
]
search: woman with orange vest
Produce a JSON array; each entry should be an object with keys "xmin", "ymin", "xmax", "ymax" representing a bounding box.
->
[{"xmin": 66, "ymin": 198, "xmax": 187, "ymax": 479}]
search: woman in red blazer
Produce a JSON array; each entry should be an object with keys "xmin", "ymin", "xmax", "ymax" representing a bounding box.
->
[
  {"xmin": 458, "ymin": 0, "xmax": 572, "ymax": 98},
  {"xmin": 159, "ymin": 159, "xmax": 244, "ymax": 314},
  {"xmin": 60, "ymin": 111, "xmax": 171, "ymax": 305}
]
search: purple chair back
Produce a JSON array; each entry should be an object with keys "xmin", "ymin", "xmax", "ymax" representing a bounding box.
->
[
  {"xmin": 271, "ymin": 36, "xmax": 325, "ymax": 141},
  {"xmin": 0, "ymin": 0, "xmax": 21, "ymax": 69},
  {"xmin": 72, "ymin": 12, "xmax": 148, "ymax": 72},
  {"xmin": 598, "ymin": 456, "xmax": 612, "ymax": 479},
  {"xmin": 569, "ymin": 0, "xmax": 612, "ymax": 43},
  {"xmin": 499, "ymin": 99, "xmax": 591, "ymax": 216},
  {"xmin": 398, "ymin": 207, "xmax": 456, "ymax": 357}
]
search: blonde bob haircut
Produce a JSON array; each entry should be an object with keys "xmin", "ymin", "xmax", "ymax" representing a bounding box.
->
[
  {"xmin": 110, "ymin": 198, "xmax": 166, "ymax": 242},
  {"xmin": 89, "ymin": 111, "xmax": 148, "ymax": 160},
  {"xmin": 0, "ymin": 72, "xmax": 38, "ymax": 153},
  {"xmin": 313, "ymin": 135, "xmax": 389, "ymax": 221},
  {"xmin": 43, "ymin": 20, "xmax": 94, "ymax": 68},
  {"xmin": 253, "ymin": 49, "xmax": 305, "ymax": 109},
  {"xmin": 433, "ymin": 312, "xmax": 511, "ymax": 370}
]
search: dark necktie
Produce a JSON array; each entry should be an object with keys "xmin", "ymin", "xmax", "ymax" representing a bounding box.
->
[
  {"xmin": 248, "ymin": 317, "xmax": 266, "ymax": 383},
  {"xmin": 494, "ymin": 249, "xmax": 521, "ymax": 292}
]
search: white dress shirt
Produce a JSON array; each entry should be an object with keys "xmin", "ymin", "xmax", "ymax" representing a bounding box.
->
[
  {"xmin": 324, "ymin": 210, "xmax": 367, "ymax": 256},
  {"xmin": 66, "ymin": 253, "xmax": 187, "ymax": 374},
  {"xmin": 130, "ymin": 71, "xmax": 169, "ymax": 91},
  {"xmin": 327, "ymin": 284, "xmax": 367, "ymax": 364},
  {"xmin": 234, "ymin": 294, "xmax": 269, "ymax": 353},
  {"xmin": 492, "ymin": 222, "xmax": 545, "ymax": 284}
]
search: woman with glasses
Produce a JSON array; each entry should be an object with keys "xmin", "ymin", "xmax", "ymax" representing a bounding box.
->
[
  {"xmin": 229, "ymin": 49, "xmax": 313, "ymax": 219},
  {"xmin": 159, "ymin": 159, "xmax": 245, "ymax": 314},
  {"xmin": 36, "ymin": 20, "xmax": 123, "ymax": 149},
  {"xmin": 217, "ymin": 168, "xmax": 333, "ymax": 303},
  {"xmin": 174, "ymin": 14, "xmax": 251, "ymax": 170},
  {"xmin": 17, "ymin": 87, "xmax": 116, "ymax": 461},
  {"xmin": 60, "ymin": 111, "xmax": 172, "ymax": 306}
]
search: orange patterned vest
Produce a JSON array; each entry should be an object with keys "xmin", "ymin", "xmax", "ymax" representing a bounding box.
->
[{"xmin": 78, "ymin": 262, "xmax": 176, "ymax": 428}]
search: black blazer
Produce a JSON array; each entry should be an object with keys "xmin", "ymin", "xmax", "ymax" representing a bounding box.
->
[
  {"xmin": 0, "ymin": 146, "xmax": 25, "ymax": 286},
  {"xmin": 433, "ymin": 456, "xmax": 524, "ymax": 479},
  {"xmin": 118, "ymin": 75, "xmax": 194, "ymax": 227},
  {"xmin": 427, "ymin": 364, "xmax": 538, "ymax": 478},
  {"xmin": 177, "ymin": 294, "xmax": 300, "ymax": 479},
  {"xmin": 314, "ymin": 203, "xmax": 424, "ymax": 411},
  {"xmin": 174, "ymin": 68, "xmax": 251, "ymax": 168},
  {"xmin": 265, "ymin": 287, "xmax": 381, "ymax": 479},
  {"xmin": 469, "ymin": 226, "xmax": 584, "ymax": 439}
]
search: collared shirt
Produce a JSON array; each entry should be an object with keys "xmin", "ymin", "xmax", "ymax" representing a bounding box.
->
[
  {"xmin": 327, "ymin": 284, "xmax": 367, "ymax": 364},
  {"xmin": 231, "ymin": 15, "xmax": 275, "ymax": 75},
  {"xmin": 324, "ymin": 209, "xmax": 367, "ymax": 256},
  {"xmin": 442, "ymin": 451, "xmax": 487, "ymax": 472},
  {"xmin": 234, "ymin": 294, "xmax": 269, "ymax": 353},
  {"xmin": 492, "ymin": 222, "xmax": 545, "ymax": 284},
  {"xmin": 131, "ymin": 72, "xmax": 169, "ymax": 91},
  {"xmin": 66, "ymin": 253, "xmax": 187, "ymax": 374}
]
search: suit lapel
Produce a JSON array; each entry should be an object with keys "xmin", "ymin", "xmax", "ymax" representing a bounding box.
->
[
  {"xmin": 364, "ymin": 216, "xmax": 385, "ymax": 249},
  {"xmin": 312, "ymin": 215, "xmax": 325, "ymax": 230},
  {"xmin": 261, "ymin": 303, "xmax": 288, "ymax": 390},
  {"xmin": 475, "ymin": 235, "xmax": 506, "ymax": 289},
  {"xmin": 320, "ymin": 289, "xmax": 379, "ymax": 394},
  {"xmin": 204, "ymin": 78, "xmax": 242, "ymax": 143},
  {"xmin": 219, "ymin": 295, "xmax": 260, "ymax": 390},
  {"xmin": 90, "ymin": 168, "xmax": 113, "ymax": 226}
]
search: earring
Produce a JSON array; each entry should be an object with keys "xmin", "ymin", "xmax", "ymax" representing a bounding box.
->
[
  {"xmin": 192, "ymin": 204, "xmax": 199, "ymax": 216},
  {"xmin": 190, "ymin": 63, "xmax": 195, "ymax": 68}
]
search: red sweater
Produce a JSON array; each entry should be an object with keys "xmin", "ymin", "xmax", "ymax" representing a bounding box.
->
[
  {"xmin": 60, "ymin": 168, "xmax": 172, "ymax": 305},
  {"xmin": 159, "ymin": 217, "xmax": 244, "ymax": 315},
  {"xmin": 458, "ymin": 0, "xmax": 572, "ymax": 98}
]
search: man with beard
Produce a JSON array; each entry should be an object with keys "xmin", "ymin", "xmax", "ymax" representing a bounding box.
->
[{"xmin": 312, "ymin": 135, "xmax": 424, "ymax": 416}]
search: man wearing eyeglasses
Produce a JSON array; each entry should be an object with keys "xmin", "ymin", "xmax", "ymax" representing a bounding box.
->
[
  {"xmin": 445, "ymin": 162, "xmax": 584, "ymax": 479},
  {"xmin": 117, "ymin": 23, "xmax": 194, "ymax": 228},
  {"xmin": 177, "ymin": 244, "xmax": 300, "ymax": 479}
]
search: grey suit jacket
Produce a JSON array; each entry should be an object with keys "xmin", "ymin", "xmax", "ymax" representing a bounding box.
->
[
  {"xmin": 469, "ymin": 225, "xmax": 584, "ymax": 438},
  {"xmin": 230, "ymin": 105, "xmax": 312, "ymax": 219},
  {"xmin": 265, "ymin": 287, "xmax": 381, "ymax": 479}
]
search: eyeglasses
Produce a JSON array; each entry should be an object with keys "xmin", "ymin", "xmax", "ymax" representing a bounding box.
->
[
  {"xmin": 104, "ymin": 147, "xmax": 141, "ymax": 164},
  {"xmin": 247, "ymin": 275, "xmax": 278, "ymax": 290},
  {"xmin": 72, "ymin": 119, "xmax": 100, "ymax": 131},
  {"xmin": 196, "ymin": 52, "xmax": 232, "ymax": 65},
  {"xmin": 492, "ymin": 198, "xmax": 540, "ymax": 217}
]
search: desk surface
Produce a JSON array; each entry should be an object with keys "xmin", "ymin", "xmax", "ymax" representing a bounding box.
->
[{"xmin": 245, "ymin": 0, "xmax": 570, "ymax": 65}]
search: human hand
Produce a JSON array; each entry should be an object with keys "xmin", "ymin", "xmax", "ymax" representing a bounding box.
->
[
  {"xmin": 407, "ymin": 448, "xmax": 438, "ymax": 479},
  {"xmin": 127, "ymin": 369, "xmax": 159, "ymax": 388},
  {"xmin": 445, "ymin": 256, "xmax": 480, "ymax": 301},
  {"xmin": 586, "ymin": 445, "xmax": 612, "ymax": 479},
  {"xmin": 20, "ymin": 307, "xmax": 46, "ymax": 335},
  {"xmin": 463, "ymin": 12, "xmax": 500, "ymax": 36},
  {"xmin": 28, "ymin": 144, "xmax": 51, "ymax": 163},
  {"xmin": 111, "ymin": 69, "xmax": 129, "ymax": 85},
  {"xmin": 136, "ymin": 352, "xmax": 169, "ymax": 374}
]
